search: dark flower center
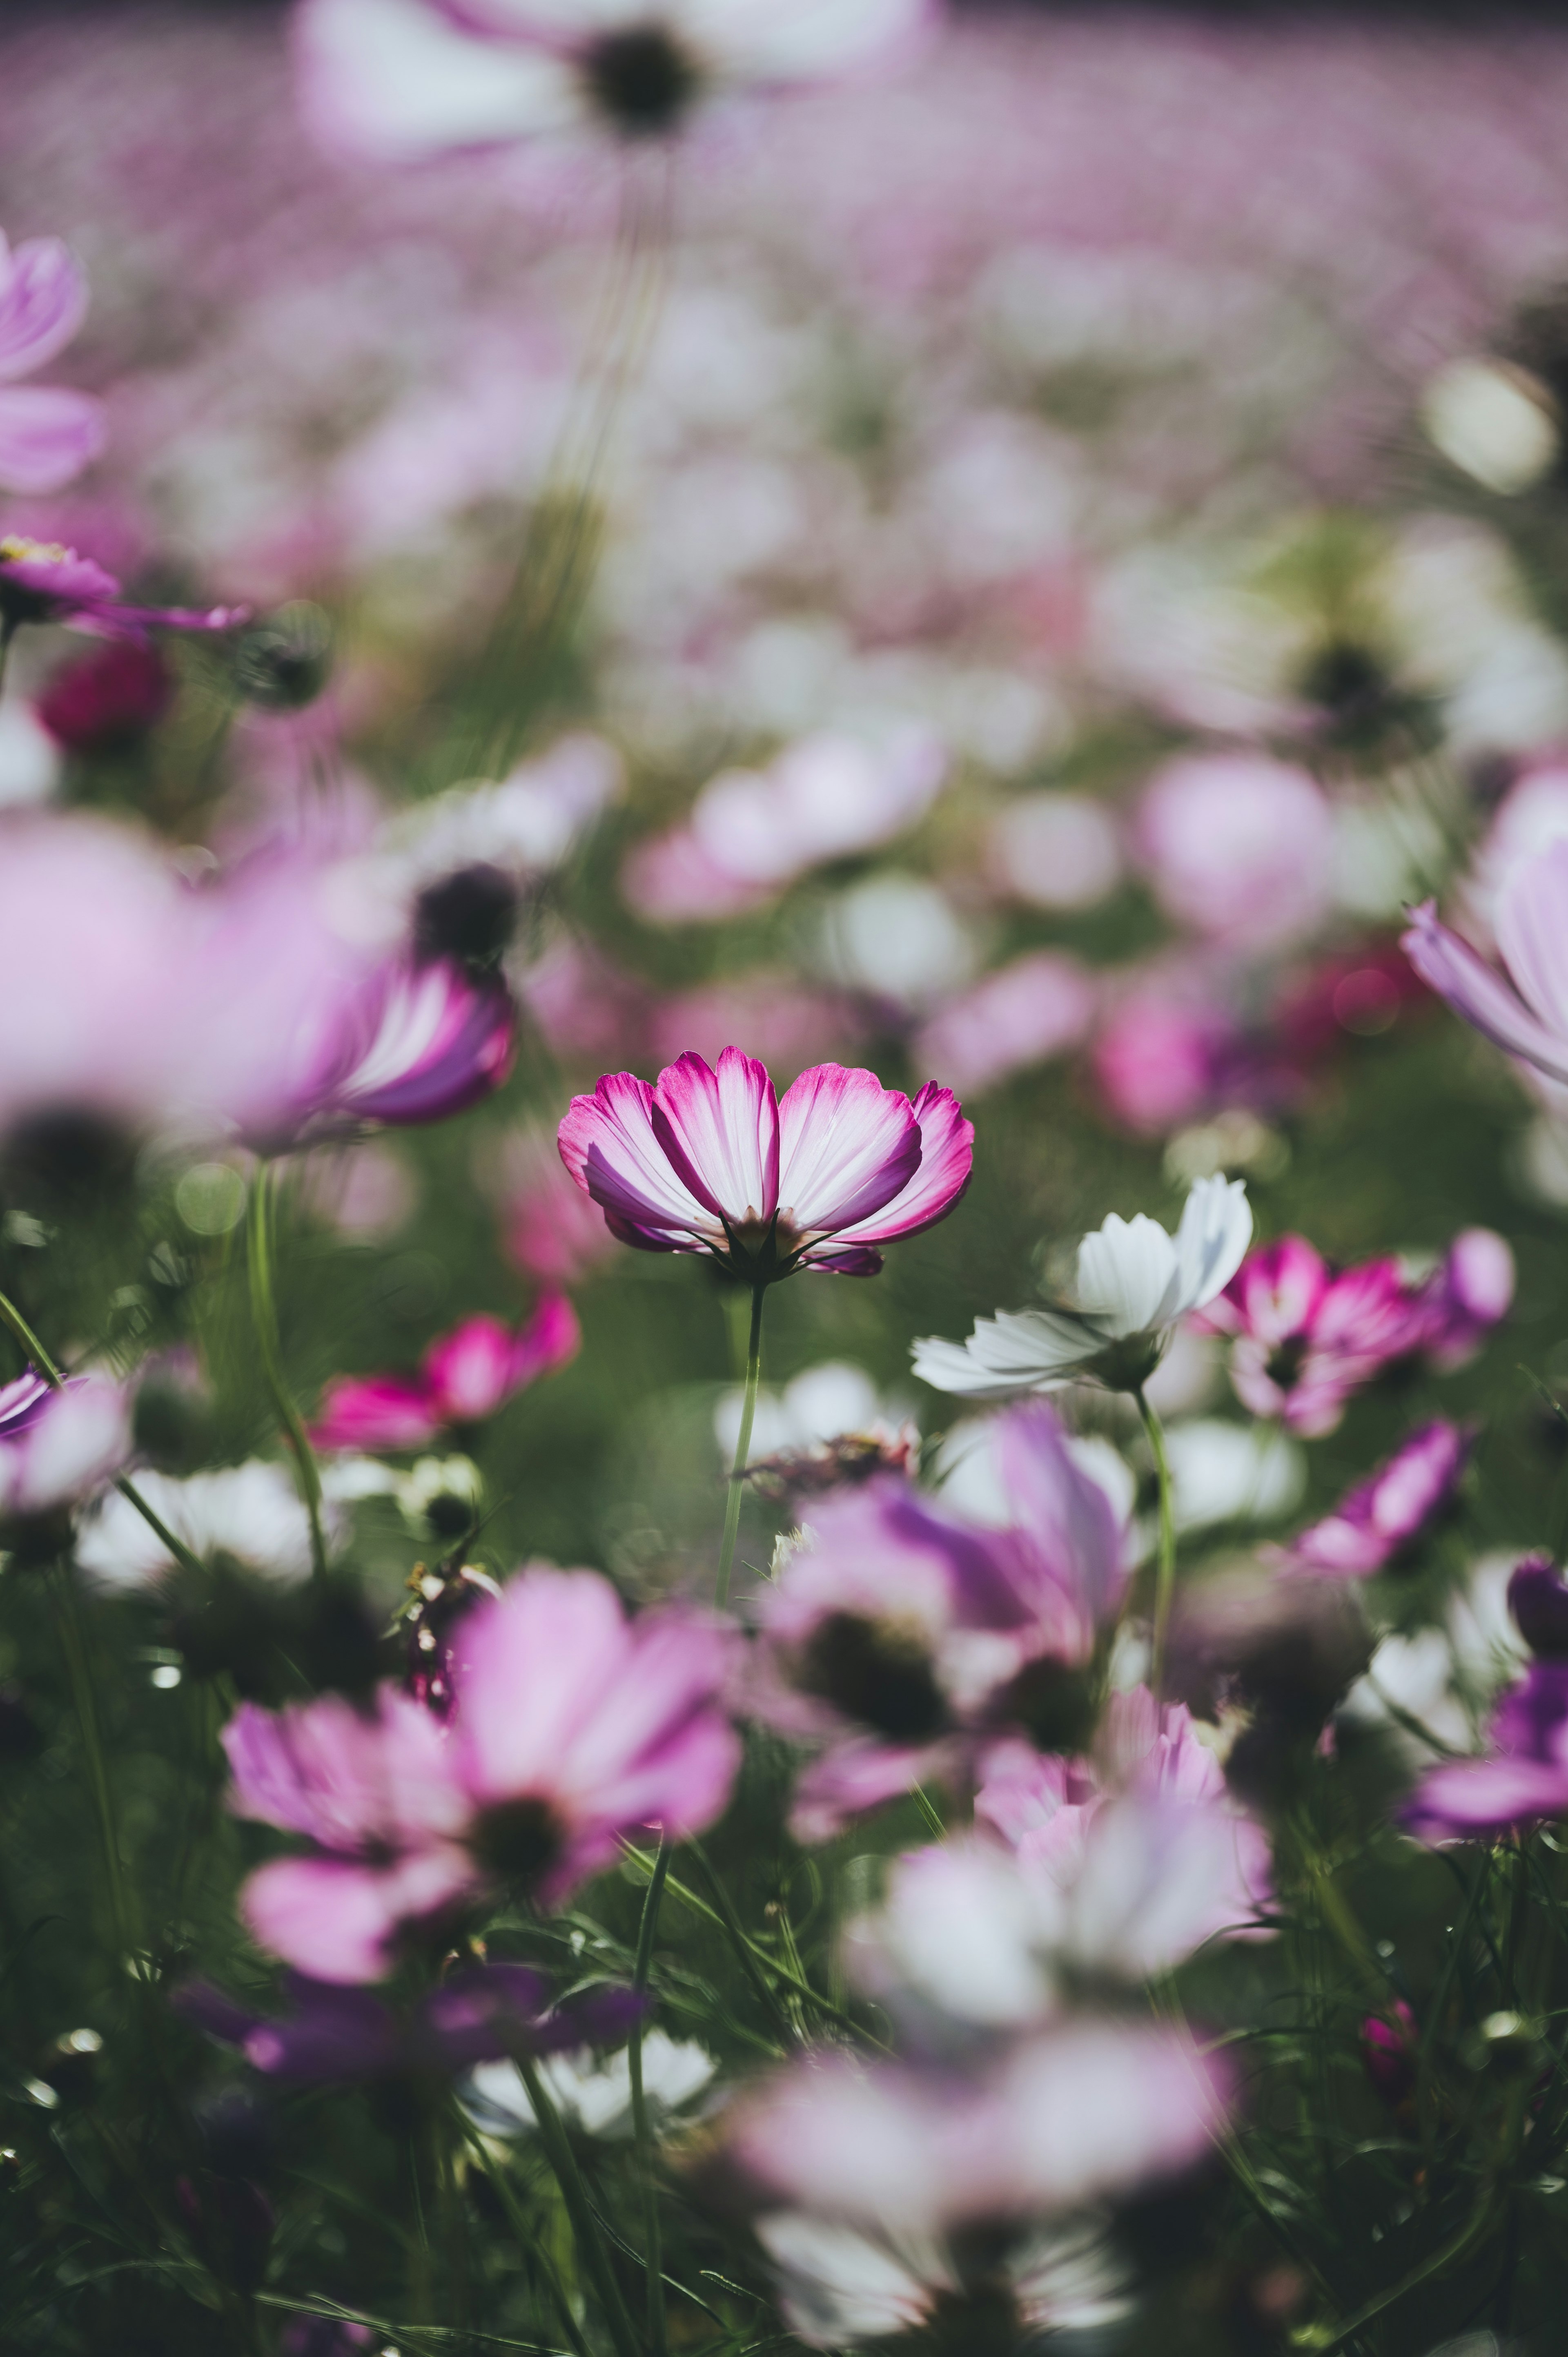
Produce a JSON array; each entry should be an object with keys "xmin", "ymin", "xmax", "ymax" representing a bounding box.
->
[
  {"xmin": 581, "ymin": 23, "xmax": 701, "ymax": 136},
  {"xmin": 795, "ymin": 1611, "xmax": 949, "ymax": 1744},
  {"xmin": 232, "ymin": 602, "xmax": 333, "ymax": 710},
  {"xmin": 987, "ymin": 1654, "xmax": 1097, "ymax": 1754},
  {"xmin": 470, "ymin": 1796, "xmax": 567, "ymax": 1889},
  {"xmin": 1263, "ymin": 1334, "xmax": 1309, "ymax": 1392},
  {"xmin": 1297, "ymin": 638, "xmax": 1390, "ymax": 723},
  {"xmin": 413, "ymin": 862, "xmax": 520, "ymax": 978}
]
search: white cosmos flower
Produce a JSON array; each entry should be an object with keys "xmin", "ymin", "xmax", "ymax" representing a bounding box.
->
[
  {"xmin": 297, "ymin": 0, "xmax": 933, "ymax": 161},
  {"xmin": 912, "ymin": 1175, "xmax": 1251, "ymax": 1399},
  {"xmin": 74, "ymin": 1459, "xmax": 348, "ymax": 1591},
  {"xmin": 463, "ymin": 2031, "xmax": 716, "ymax": 2141}
]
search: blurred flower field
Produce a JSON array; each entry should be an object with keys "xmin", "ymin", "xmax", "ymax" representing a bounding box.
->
[{"xmin": 8, "ymin": 4, "xmax": 1568, "ymax": 2353}]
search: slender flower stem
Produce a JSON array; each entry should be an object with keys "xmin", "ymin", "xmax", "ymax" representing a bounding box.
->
[
  {"xmin": 450, "ymin": 2108, "xmax": 591, "ymax": 2357},
  {"xmin": 513, "ymin": 2049, "xmax": 641, "ymax": 2357},
  {"xmin": 628, "ymin": 1833, "xmax": 672, "ymax": 2357},
  {"xmin": 715, "ymin": 1284, "xmax": 765, "ymax": 1610},
  {"xmin": 50, "ymin": 1561, "xmax": 136, "ymax": 1958},
  {"xmin": 1136, "ymin": 1385, "xmax": 1177, "ymax": 1702},
  {"xmin": 244, "ymin": 1166, "xmax": 329, "ymax": 1581},
  {"xmin": 0, "ymin": 1287, "xmax": 205, "ymax": 1578}
]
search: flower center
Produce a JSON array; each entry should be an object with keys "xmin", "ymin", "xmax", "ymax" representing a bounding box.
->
[
  {"xmin": 988, "ymin": 1654, "xmax": 1097, "ymax": 1753},
  {"xmin": 0, "ymin": 535, "xmax": 67, "ymax": 568},
  {"xmin": 470, "ymin": 1795, "xmax": 567, "ymax": 1889},
  {"xmin": 1263, "ymin": 1334, "xmax": 1310, "ymax": 1391},
  {"xmin": 580, "ymin": 22, "xmax": 702, "ymax": 136},
  {"xmin": 795, "ymin": 1610, "xmax": 949, "ymax": 1744},
  {"xmin": 414, "ymin": 863, "xmax": 521, "ymax": 978}
]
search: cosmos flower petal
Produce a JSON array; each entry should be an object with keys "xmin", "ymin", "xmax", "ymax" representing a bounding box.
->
[
  {"xmin": 1074, "ymin": 1214, "xmax": 1179, "ymax": 1337},
  {"xmin": 686, "ymin": 0, "xmax": 935, "ymax": 83},
  {"xmin": 1169, "ymin": 1174, "xmax": 1253, "ymax": 1319},
  {"xmin": 311, "ymin": 1373, "xmax": 441, "ymax": 1454},
  {"xmin": 824, "ymin": 1081, "xmax": 973, "ymax": 1250},
  {"xmin": 296, "ymin": 0, "xmax": 585, "ymax": 161},
  {"xmin": 240, "ymin": 1849, "xmax": 475, "ymax": 1985},
  {"xmin": 912, "ymin": 1309, "xmax": 1099, "ymax": 1397},
  {"xmin": 0, "ymin": 234, "xmax": 90, "ymax": 381},
  {"xmin": 776, "ymin": 1063, "xmax": 920, "ymax": 1235},
  {"xmin": 0, "ymin": 385, "xmax": 106, "ymax": 495},
  {"xmin": 1402, "ymin": 900, "xmax": 1568, "ymax": 1085},
  {"xmin": 1494, "ymin": 838, "xmax": 1568, "ymax": 1043},
  {"xmin": 559, "ymin": 1070, "xmax": 718, "ymax": 1244},
  {"xmin": 650, "ymin": 1048, "xmax": 780, "ymax": 1228}
]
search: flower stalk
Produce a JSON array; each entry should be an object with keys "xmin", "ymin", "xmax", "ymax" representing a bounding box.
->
[
  {"xmin": 1137, "ymin": 1385, "xmax": 1177, "ymax": 1701},
  {"xmin": 628, "ymin": 1830, "xmax": 672, "ymax": 2357},
  {"xmin": 244, "ymin": 1166, "xmax": 330, "ymax": 1581},
  {"xmin": 715, "ymin": 1283, "xmax": 764, "ymax": 1610}
]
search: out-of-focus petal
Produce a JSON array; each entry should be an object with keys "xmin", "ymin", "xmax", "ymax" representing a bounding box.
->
[
  {"xmin": 0, "ymin": 236, "xmax": 89, "ymax": 380},
  {"xmin": 240, "ymin": 1849, "xmax": 474, "ymax": 1985},
  {"xmin": 0, "ymin": 386, "xmax": 106, "ymax": 495},
  {"xmin": 312, "ymin": 1374, "xmax": 438, "ymax": 1454},
  {"xmin": 1402, "ymin": 900, "xmax": 1568, "ymax": 1084},
  {"xmin": 295, "ymin": 0, "xmax": 585, "ymax": 161},
  {"xmin": 1169, "ymin": 1175, "xmax": 1253, "ymax": 1318}
]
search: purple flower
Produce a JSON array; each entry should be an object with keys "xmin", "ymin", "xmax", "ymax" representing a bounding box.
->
[
  {"xmin": 286, "ymin": 953, "xmax": 517, "ymax": 1142},
  {"xmin": 0, "ymin": 534, "xmax": 245, "ymax": 644},
  {"xmin": 311, "ymin": 1292, "xmax": 580, "ymax": 1453},
  {"xmin": 1359, "ymin": 2002, "xmax": 1418, "ymax": 2107},
  {"xmin": 558, "ymin": 1047, "xmax": 972, "ymax": 1283},
  {"xmin": 0, "ymin": 1367, "xmax": 131, "ymax": 1524},
  {"xmin": 725, "ymin": 2022, "xmax": 1232, "ymax": 2232},
  {"xmin": 1285, "ymin": 1420, "xmax": 1471, "ymax": 1579},
  {"xmin": 1403, "ymin": 844, "xmax": 1568, "ymax": 1087},
  {"xmin": 0, "ymin": 230, "xmax": 104, "ymax": 495},
  {"xmin": 297, "ymin": 0, "xmax": 935, "ymax": 160},
  {"xmin": 226, "ymin": 1567, "xmax": 740, "ymax": 1981},
  {"xmin": 1508, "ymin": 1554, "xmax": 1568, "ymax": 1659},
  {"xmin": 1404, "ymin": 1660, "xmax": 1568, "ymax": 1842},
  {"xmin": 748, "ymin": 1402, "xmax": 1127, "ymax": 1841},
  {"xmin": 176, "ymin": 1961, "xmax": 639, "ymax": 2083}
]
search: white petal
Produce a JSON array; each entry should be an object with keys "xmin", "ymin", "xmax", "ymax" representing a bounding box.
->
[
  {"xmin": 755, "ymin": 2213, "xmax": 942, "ymax": 2349},
  {"xmin": 1169, "ymin": 1176, "xmax": 1252, "ymax": 1318},
  {"xmin": 1074, "ymin": 1213, "xmax": 1178, "ymax": 1337},
  {"xmin": 683, "ymin": 0, "xmax": 931, "ymax": 84},
  {"xmin": 912, "ymin": 1308, "xmax": 1098, "ymax": 1398},
  {"xmin": 296, "ymin": 0, "xmax": 586, "ymax": 160}
]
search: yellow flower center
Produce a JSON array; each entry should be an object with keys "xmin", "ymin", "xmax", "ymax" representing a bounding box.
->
[{"xmin": 0, "ymin": 536, "xmax": 69, "ymax": 566}]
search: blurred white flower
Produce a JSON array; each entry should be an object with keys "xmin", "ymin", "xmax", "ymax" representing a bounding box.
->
[
  {"xmin": 1160, "ymin": 1417, "xmax": 1305, "ymax": 1534},
  {"xmin": 817, "ymin": 873, "xmax": 978, "ymax": 1008},
  {"xmin": 1421, "ymin": 357, "xmax": 1559, "ymax": 496},
  {"xmin": 715, "ymin": 1360, "xmax": 906, "ymax": 1461},
  {"xmin": 76, "ymin": 1459, "xmax": 345, "ymax": 1590},
  {"xmin": 464, "ymin": 2031, "xmax": 716, "ymax": 2141},
  {"xmin": 986, "ymin": 793, "xmax": 1123, "ymax": 913}
]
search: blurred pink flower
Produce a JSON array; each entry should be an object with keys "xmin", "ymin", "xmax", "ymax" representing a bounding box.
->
[
  {"xmin": 0, "ymin": 232, "xmax": 105, "ymax": 496},
  {"xmin": 37, "ymin": 640, "xmax": 174, "ymax": 753},
  {"xmin": 624, "ymin": 731, "xmax": 944, "ymax": 924},
  {"xmin": 285, "ymin": 954, "xmax": 517, "ymax": 1142},
  {"xmin": 0, "ymin": 1368, "xmax": 131, "ymax": 1524},
  {"xmin": 1284, "ymin": 1419, "xmax": 1471, "ymax": 1578},
  {"xmin": 296, "ymin": 0, "xmax": 935, "ymax": 160},
  {"xmin": 985, "ymin": 794, "xmax": 1122, "ymax": 914},
  {"xmin": 0, "ymin": 535, "xmax": 244, "ymax": 645},
  {"xmin": 312, "ymin": 1293, "xmax": 579, "ymax": 1451},
  {"xmin": 727, "ymin": 2023, "xmax": 1231, "ymax": 2231},
  {"xmin": 750, "ymin": 1403, "xmax": 1127, "ymax": 1841},
  {"xmin": 915, "ymin": 951, "xmax": 1096, "ymax": 1096},
  {"xmin": 1423, "ymin": 1227, "xmax": 1515, "ymax": 1369},
  {"xmin": 558, "ymin": 1047, "xmax": 971, "ymax": 1282},
  {"xmin": 1506, "ymin": 1553, "xmax": 1568, "ymax": 1660},
  {"xmin": 1404, "ymin": 842, "xmax": 1568, "ymax": 1086},
  {"xmin": 1090, "ymin": 982, "xmax": 1239, "ymax": 1137},
  {"xmin": 1405, "ymin": 1660, "xmax": 1568, "ymax": 1842},
  {"xmin": 1138, "ymin": 753, "xmax": 1335, "ymax": 952},
  {"xmin": 647, "ymin": 977, "xmax": 862, "ymax": 1078},
  {"xmin": 227, "ymin": 1566, "xmax": 740, "ymax": 1980}
]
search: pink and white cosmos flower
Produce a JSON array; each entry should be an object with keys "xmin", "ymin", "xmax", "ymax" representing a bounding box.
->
[
  {"xmin": 558, "ymin": 1047, "xmax": 972, "ymax": 1283},
  {"xmin": 297, "ymin": 0, "xmax": 935, "ymax": 160},
  {"xmin": 1284, "ymin": 1419, "xmax": 1471, "ymax": 1579},
  {"xmin": 0, "ymin": 1367, "xmax": 131, "ymax": 1525},
  {"xmin": 0, "ymin": 231, "xmax": 105, "ymax": 496},
  {"xmin": 226, "ymin": 1565, "xmax": 739, "ymax": 1982},
  {"xmin": 312, "ymin": 1293, "xmax": 580, "ymax": 1452},
  {"xmin": 1404, "ymin": 840, "xmax": 1568, "ymax": 1087}
]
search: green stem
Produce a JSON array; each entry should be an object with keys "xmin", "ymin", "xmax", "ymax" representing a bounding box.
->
[
  {"xmin": 0, "ymin": 1287, "xmax": 206, "ymax": 1577},
  {"xmin": 245, "ymin": 1167, "xmax": 329, "ymax": 1581},
  {"xmin": 715, "ymin": 1284, "xmax": 765, "ymax": 1610},
  {"xmin": 50, "ymin": 1562, "xmax": 135, "ymax": 1957},
  {"xmin": 1136, "ymin": 1386, "xmax": 1177, "ymax": 1701},
  {"xmin": 451, "ymin": 2108, "xmax": 591, "ymax": 2357},
  {"xmin": 513, "ymin": 2050, "xmax": 641, "ymax": 2357},
  {"xmin": 629, "ymin": 1835, "xmax": 672, "ymax": 2357}
]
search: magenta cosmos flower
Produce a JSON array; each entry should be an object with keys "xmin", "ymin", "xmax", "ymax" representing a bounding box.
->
[
  {"xmin": 1284, "ymin": 1419, "xmax": 1471, "ymax": 1579},
  {"xmin": 1404, "ymin": 841, "xmax": 1568, "ymax": 1086},
  {"xmin": 281, "ymin": 952, "xmax": 517, "ymax": 1144},
  {"xmin": 0, "ymin": 535, "xmax": 245, "ymax": 648},
  {"xmin": 0, "ymin": 230, "xmax": 105, "ymax": 496},
  {"xmin": 298, "ymin": 0, "xmax": 934, "ymax": 159},
  {"xmin": 559, "ymin": 1048, "xmax": 971, "ymax": 1284},
  {"xmin": 311, "ymin": 1292, "xmax": 579, "ymax": 1453},
  {"xmin": 1404, "ymin": 1660, "xmax": 1568, "ymax": 1844},
  {"xmin": 227, "ymin": 1566, "xmax": 738, "ymax": 1982}
]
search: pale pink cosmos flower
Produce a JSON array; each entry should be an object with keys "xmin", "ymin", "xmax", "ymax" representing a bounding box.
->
[
  {"xmin": 312, "ymin": 1293, "xmax": 580, "ymax": 1452},
  {"xmin": 0, "ymin": 231, "xmax": 105, "ymax": 496},
  {"xmin": 498, "ymin": 1127, "xmax": 624, "ymax": 1286},
  {"xmin": 1404, "ymin": 1660, "xmax": 1568, "ymax": 1844},
  {"xmin": 0, "ymin": 1368, "xmax": 131, "ymax": 1525},
  {"xmin": 1137, "ymin": 752, "xmax": 1335, "ymax": 953},
  {"xmin": 726, "ymin": 2023, "xmax": 1231, "ymax": 2233},
  {"xmin": 297, "ymin": 0, "xmax": 935, "ymax": 161},
  {"xmin": 1284, "ymin": 1420, "xmax": 1471, "ymax": 1579},
  {"xmin": 558, "ymin": 1047, "xmax": 972, "ymax": 1283},
  {"xmin": 227, "ymin": 1566, "xmax": 739, "ymax": 1980},
  {"xmin": 1404, "ymin": 839, "xmax": 1568, "ymax": 1088},
  {"xmin": 0, "ymin": 535, "xmax": 244, "ymax": 647}
]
